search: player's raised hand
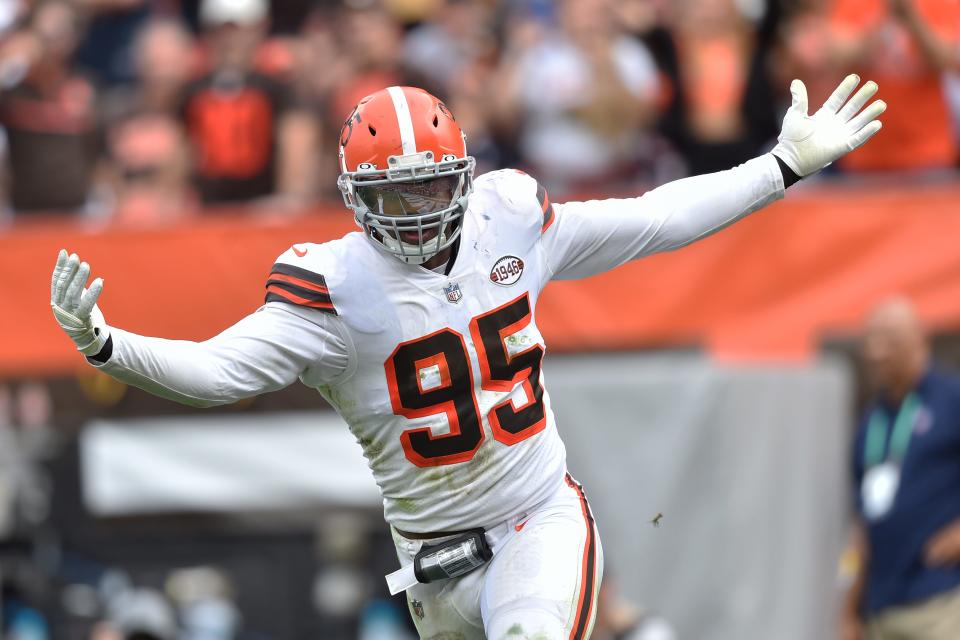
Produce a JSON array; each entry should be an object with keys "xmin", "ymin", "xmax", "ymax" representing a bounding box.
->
[
  {"xmin": 51, "ymin": 249, "xmax": 110, "ymax": 356},
  {"xmin": 772, "ymin": 74, "xmax": 886, "ymax": 178}
]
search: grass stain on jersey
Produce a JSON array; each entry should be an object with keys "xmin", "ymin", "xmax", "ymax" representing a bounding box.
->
[
  {"xmin": 460, "ymin": 442, "xmax": 494, "ymax": 490},
  {"xmin": 434, "ymin": 442, "xmax": 495, "ymax": 499},
  {"xmin": 395, "ymin": 497, "xmax": 420, "ymax": 513},
  {"xmin": 356, "ymin": 435, "xmax": 384, "ymax": 459},
  {"xmin": 315, "ymin": 383, "xmax": 357, "ymax": 418},
  {"xmin": 499, "ymin": 625, "xmax": 550, "ymax": 639}
]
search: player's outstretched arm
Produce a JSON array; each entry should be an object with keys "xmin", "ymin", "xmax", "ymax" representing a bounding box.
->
[
  {"xmin": 543, "ymin": 75, "xmax": 885, "ymax": 280},
  {"xmin": 51, "ymin": 250, "xmax": 349, "ymax": 407}
]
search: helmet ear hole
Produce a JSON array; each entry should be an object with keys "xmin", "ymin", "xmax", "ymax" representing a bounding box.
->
[
  {"xmin": 432, "ymin": 115, "xmax": 439, "ymax": 127},
  {"xmin": 368, "ymin": 125, "xmax": 377, "ymax": 136}
]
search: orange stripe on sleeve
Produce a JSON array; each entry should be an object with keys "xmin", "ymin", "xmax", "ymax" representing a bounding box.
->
[
  {"xmin": 267, "ymin": 271, "xmax": 330, "ymax": 295},
  {"xmin": 265, "ymin": 284, "xmax": 336, "ymax": 312}
]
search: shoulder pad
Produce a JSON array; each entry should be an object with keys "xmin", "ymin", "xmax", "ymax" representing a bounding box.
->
[
  {"xmin": 473, "ymin": 169, "xmax": 555, "ymax": 233},
  {"xmin": 265, "ymin": 242, "xmax": 338, "ymax": 315}
]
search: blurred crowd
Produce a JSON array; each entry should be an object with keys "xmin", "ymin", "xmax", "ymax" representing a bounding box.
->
[
  {"xmin": 5, "ymin": 565, "xmax": 246, "ymax": 640},
  {"xmin": 0, "ymin": 0, "xmax": 956, "ymax": 227}
]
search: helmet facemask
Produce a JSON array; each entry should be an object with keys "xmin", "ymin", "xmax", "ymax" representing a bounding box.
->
[{"xmin": 339, "ymin": 151, "xmax": 476, "ymax": 265}]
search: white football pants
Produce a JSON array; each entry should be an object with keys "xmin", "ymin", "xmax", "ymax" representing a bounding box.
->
[{"xmin": 391, "ymin": 473, "xmax": 603, "ymax": 640}]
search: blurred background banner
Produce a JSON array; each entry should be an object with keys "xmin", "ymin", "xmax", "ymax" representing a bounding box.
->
[
  {"xmin": 550, "ymin": 353, "xmax": 854, "ymax": 640},
  {"xmin": 5, "ymin": 181, "xmax": 960, "ymax": 375},
  {"xmin": 81, "ymin": 412, "xmax": 381, "ymax": 516}
]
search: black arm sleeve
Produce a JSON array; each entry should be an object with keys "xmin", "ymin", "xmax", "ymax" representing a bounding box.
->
[{"xmin": 775, "ymin": 155, "xmax": 803, "ymax": 188}]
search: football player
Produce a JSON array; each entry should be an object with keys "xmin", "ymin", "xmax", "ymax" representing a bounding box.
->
[{"xmin": 51, "ymin": 76, "xmax": 884, "ymax": 639}]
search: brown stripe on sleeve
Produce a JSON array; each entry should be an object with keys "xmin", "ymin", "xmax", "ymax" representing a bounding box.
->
[
  {"xmin": 265, "ymin": 263, "xmax": 337, "ymax": 314},
  {"xmin": 536, "ymin": 183, "xmax": 556, "ymax": 233},
  {"xmin": 269, "ymin": 262, "xmax": 330, "ymax": 289}
]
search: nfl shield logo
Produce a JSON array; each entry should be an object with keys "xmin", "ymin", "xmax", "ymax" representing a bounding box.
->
[
  {"xmin": 443, "ymin": 282, "xmax": 463, "ymax": 304},
  {"xmin": 411, "ymin": 599, "xmax": 425, "ymax": 619}
]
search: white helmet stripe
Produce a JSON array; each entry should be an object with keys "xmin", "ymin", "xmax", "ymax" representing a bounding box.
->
[{"xmin": 387, "ymin": 86, "xmax": 418, "ymax": 155}]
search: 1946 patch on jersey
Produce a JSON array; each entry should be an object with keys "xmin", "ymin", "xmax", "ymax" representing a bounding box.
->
[{"xmin": 490, "ymin": 256, "xmax": 524, "ymax": 286}]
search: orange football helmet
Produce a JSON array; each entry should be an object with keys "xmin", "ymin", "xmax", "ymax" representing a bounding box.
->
[{"xmin": 337, "ymin": 86, "xmax": 476, "ymax": 265}]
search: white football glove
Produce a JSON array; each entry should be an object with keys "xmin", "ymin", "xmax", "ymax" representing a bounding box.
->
[
  {"xmin": 51, "ymin": 249, "xmax": 110, "ymax": 356},
  {"xmin": 772, "ymin": 74, "xmax": 886, "ymax": 177}
]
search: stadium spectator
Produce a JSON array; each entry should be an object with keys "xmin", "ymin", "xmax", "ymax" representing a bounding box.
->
[
  {"xmin": 297, "ymin": 7, "xmax": 340, "ymax": 111},
  {"xmin": 399, "ymin": 0, "xmax": 504, "ymax": 174},
  {"xmin": 494, "ymin": 0, "xmax": 660, "ymax": 191},
  {"xmin": 2, "ymin": 579, "xmax": 49, "ymax": 639},
  {"xmin": 180, "ymin": 0, "xmax": 315, "ymax": 207},
  {"xmin": 326, "ymin": 3, "xmax": 408, "ymax": 130},
  {"xmin": 106, "ymin": 587, "xmax": 178, "ymax": 640},
  {"xmin": 401, "ymin": 0, "xmax": 497, "ymax": 98},
  {"xmin": 0, "ymin": 0, "xmax": 22, "ymax": 36},
  {"xmin": 0, "ymin": 1, "xmax": 102, "ymax": 214},
  {"xmin": 655, "ymin": 0, "xmax": 782, "ymax": 175},
  {"xmin": 841, "ymin": 298, "xmax": 960, "ymax": 639},
  {"xmin": 74, "ymin": 0, "xmax": 152, "ymax": 88},
  {"xmin": 802, "ymin": 0, "xmax": 960, "ymax": 172},
  {"xmin": 303, "ymin": 3, "xmax": 410, "ymax": 198},
  {"xmin": 443, "ymin": 60, "xmax": 503, "ymax": 175},
  {"xmin": 101, "ymin": 18, "xmax": 195, "ymax": 224}
]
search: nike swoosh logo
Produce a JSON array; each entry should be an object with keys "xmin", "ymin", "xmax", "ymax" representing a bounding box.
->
[
  {"xmin": 293, "ymin": 246, "xmax": 307, "ymax": 257},
  {"xmin": 515, "ymin": 519, "xmax": 530, "ymax": 532}
]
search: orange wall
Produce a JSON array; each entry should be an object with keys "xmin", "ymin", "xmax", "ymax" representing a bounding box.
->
[{"xmin": 5, "ymin": 182, "xmax": 960, "ymax": 377}]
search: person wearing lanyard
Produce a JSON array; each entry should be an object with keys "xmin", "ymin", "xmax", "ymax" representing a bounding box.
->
[{"xmin": 841, "ymin": 298, "xmax": 960, "ymax": 640}]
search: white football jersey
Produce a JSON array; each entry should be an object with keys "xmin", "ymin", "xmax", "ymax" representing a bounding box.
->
[
  {"xmin": 94, "ymin": 156, "xmax": 784, "ymax": 533},
  {"xmin": 270, "ymin": 169, "xmax": 567, "ymax": 532}
]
